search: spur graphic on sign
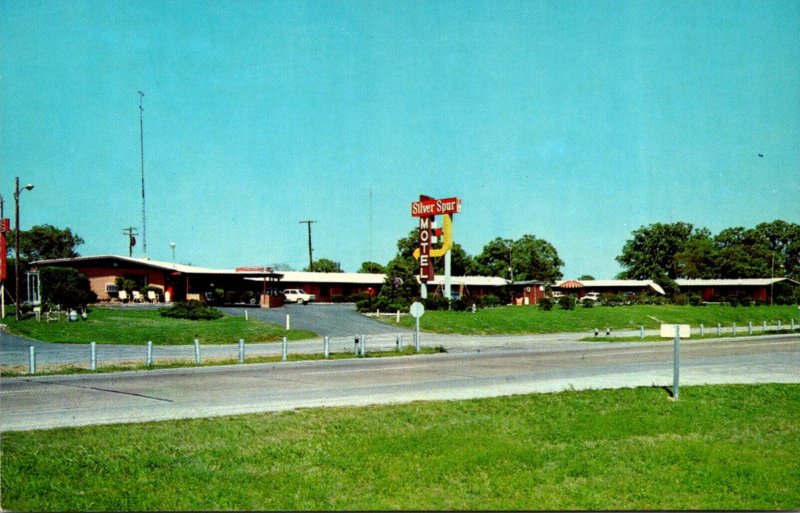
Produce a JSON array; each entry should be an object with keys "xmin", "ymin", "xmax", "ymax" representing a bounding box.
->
[{"xmin": 411, "ymin": 195, "xmax": 460, "ymax": 283}]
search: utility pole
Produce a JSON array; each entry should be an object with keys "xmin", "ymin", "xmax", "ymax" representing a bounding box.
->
[
  {"xmin": 1, "ymin": 194, "xmax": 5, "ymax": 319},
  {"xmin": 138, "ymin": 91, "xmax": 147, "ymax": 257},
  {"xmin": 299, "ymin": 220, "xmax": 315, "ymax": 271},
  {"xmin": 123, "ymin": 227, "xmax": 139, "ymax": 257}
]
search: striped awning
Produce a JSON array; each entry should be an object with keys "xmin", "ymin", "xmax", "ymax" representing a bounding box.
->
[{"xmin": 559, "ymin": 280, "xmax": 584, "ymax": 289}]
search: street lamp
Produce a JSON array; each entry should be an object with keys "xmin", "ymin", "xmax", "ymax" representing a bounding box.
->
[
  {"xmin": 14, "ymin": 177, "xmax": 34, "ymax": 320},
  {"xmin": 170, "ymin": 242, "xmax": 176, "ymax": 262}
]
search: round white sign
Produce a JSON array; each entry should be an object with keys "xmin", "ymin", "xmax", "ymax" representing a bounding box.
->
[{"xmin": 409, "ymin": 301, "xmax": 425, "ymax": 319}]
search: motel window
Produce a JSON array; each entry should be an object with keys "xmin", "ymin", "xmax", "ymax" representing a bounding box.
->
[{"xmin": 106, "ymin": 283, "xmax": 118, "ymax": 293}]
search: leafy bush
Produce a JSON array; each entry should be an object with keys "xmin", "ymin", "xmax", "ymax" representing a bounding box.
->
[
  {"xmin": 689, "ymin": 293, "xmax": 704, "ymax": 306},
  {"xmin": 600, "ymin": 293, "xmax": 624, "ymax": 306},
  {"xmin": 357, "ymin": 295, "xmax": 409, "ymax": 313},
  {"xmin": 582, "ymin": 299, "xmax": 594, "ymax": 308},
  {"xmin": 559, "ymin": 295, "xmax": 576, "ymax": 310},
  {"xmin": 450, "ymin": 298, "xmax": 468, "ymax": 312},
  {"xmin": 424, "ymin": 295, "xmax": 450, "ymax": 311},
  {"xmin": 739, "ymin": 296, "xmax": 752, "ymax": 307},
  {"xmin": 726, "ymin": 295, "xmax": 740, "ymax": 307},
  {"xmin": 479, "ymin": 294, "xmax": 503, "ymax": 308},
  {"xmin": 159, "ymin": 301, "xmax": 224, "ymax": 320},
  {"xmin": 672, "ymin": 294, "xmax": 689, "ymax": 306},
  {"xmin": 538, "ymin": 297, "xmax": 554, "ymax": 311},
  {"xmin": 40, "ymin": 267, "xmax": 98, "ymax": 309}
]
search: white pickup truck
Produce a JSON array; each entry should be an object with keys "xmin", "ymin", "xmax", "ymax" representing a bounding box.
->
[
  {"xmin": 579, "ymin": 292, "xmax": 601, "ymax": 302},
  {"xmin": 282, "ymin": 289, "xmax": 315, "ymax": 305}
]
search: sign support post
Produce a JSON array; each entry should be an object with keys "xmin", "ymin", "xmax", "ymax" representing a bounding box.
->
[
  {"xmin": 673, "ymin": 324, "xmax": 680, "ymax": 400},
  {"xmin": 410, "ymin": 302, "xmax": 425, "ymax": 353},
  {"xmin": 661, "ymin": 323, "xmax": 690, "ymax": 400}
]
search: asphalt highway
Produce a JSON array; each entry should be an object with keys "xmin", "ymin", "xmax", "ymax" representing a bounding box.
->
[{"xmin": 2, "ymin": 335, "xmax": 797, "ymax": 432}]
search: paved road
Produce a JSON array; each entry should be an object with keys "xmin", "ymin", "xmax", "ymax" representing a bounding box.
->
[
  {"xmin": 2, "ymin": 335, "xmax": 797, "ymax": 432},
  {"xmin": 2, "ymin": 302, "xmax": 797, "ymax": 370}
]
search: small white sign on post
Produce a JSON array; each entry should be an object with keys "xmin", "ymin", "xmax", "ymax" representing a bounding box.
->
[
  {"xmin": 660, "ymin": 324, "xmax": 691, "ymax": 338},
  {"xmin": 410, "ymin": 301, "xmax": 425, "ymax": 353}
]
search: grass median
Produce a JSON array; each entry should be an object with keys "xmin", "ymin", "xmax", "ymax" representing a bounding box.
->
[
  {"xmin": 388, "ymin": 304, "xmax": 800, "ymax": 335},
  {"xmin": 2, "ymin": 306, "xmax": 317, "ymax": 345},
  {"xmin": 2, "ymin": 384, "xmax": 798, "ymax": 510}
]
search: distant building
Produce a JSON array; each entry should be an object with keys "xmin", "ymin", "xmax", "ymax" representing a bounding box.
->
[
  {"xmin": 552, "ymin": 279, "xmax": 666, "ymax": 297},
  {"xmin": 675, "ymin": 278, "xmax": 798, "ymax": 303},
  {"xmin": 31, "ymin": 255, "xmax": 797, "ymax": 307}
]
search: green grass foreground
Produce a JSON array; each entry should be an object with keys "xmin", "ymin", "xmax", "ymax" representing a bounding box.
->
[
  {"xmin": 2, "ymin": 307, "xmax": 317, "ymax": 345},
  {"xmin": 2, "ymin": 384, "xmax": 798, "ymax": 511},
  {"xmin": 395, "ymin": 304, "xmax": 800, "ymax": 335}
]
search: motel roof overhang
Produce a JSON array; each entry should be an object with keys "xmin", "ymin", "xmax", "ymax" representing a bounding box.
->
[{"xmin": 31, "ymin": 255, "xmax": 284, "ymax": 280}]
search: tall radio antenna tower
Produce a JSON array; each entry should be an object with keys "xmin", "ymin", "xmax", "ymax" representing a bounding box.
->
[{"xmin": 138, "ymin": 90, "xmax": 147, "ymax": 256}]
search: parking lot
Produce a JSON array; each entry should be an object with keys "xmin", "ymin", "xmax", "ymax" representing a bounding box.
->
[{"xmin": 220, "ymin": 303, "xmax": 411, "ymax": 338}]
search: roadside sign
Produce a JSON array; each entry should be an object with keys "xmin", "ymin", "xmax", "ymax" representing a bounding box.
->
[{"xmin": 661, "ymin": 324, "xmax": 691, "ymax": 338}]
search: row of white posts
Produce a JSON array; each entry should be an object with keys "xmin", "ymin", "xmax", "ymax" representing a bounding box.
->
[
  {"xmin": 25, "ymin": 333, "xmax": 422, "ymax": 375},
  {"xmin": 598, "ymin": 319, "xmax": 798, "ymax": 340}
]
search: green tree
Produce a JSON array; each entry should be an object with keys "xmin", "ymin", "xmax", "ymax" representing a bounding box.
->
[
  {"xmin": 392, "ymin": 229, "xmax": 479, "ymax": 276},
  {"xmin": 379, "ymin": 258, "xmax": 418, "ymax": 306},
  {"xmin": 578, "ymin": 274, "xmax": 595, "ymax": 281},
  {"xmin": 16, "ymin": 225, "xmax": 84, "ymax": 261},
  {"xmin": 675, "ymin": 236, "xmax": 717, "ymax": 278},
  {"xmin": 304, "ymin": 258, "xmax": 342, "ymax": 272},
  {"xmin": 511, "ymin": 234, "xmax": 564, "ymax": 282},
  {"xmin": 39, "ymin": 267, "xmax": 97, "ymax": 309},
  {"xmin": 474, "ymin": 238, "xmax": 514, "ymax": 278},
  {"xmin": 474, "ymin": 235, "xmax": 563, "ymax": 282},
  {"xmin": 358, "ymin": 261, "xmax": 385, "ymax": 274},
  {"xmin": 616, "ymin": 222, "xmax": 711, "ymax": 280},
  {"xmin": 709, "ymin": 221, "xmax": 800, "ymax": 279},
  {"xmin": 712, "ymin": 227, "xmax": 772, "ymax": 278}
]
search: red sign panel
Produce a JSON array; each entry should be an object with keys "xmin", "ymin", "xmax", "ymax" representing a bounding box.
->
[
  {"xmin": 411, "ymin": 197, "xmax": 461, "ymax": 217},
  {"xmin": 235, "ymin": 266, "xmax": 274, "ymax": 273},
  {"xmin": 0, "ymin": 218, "xmax": 9, "ymax": 233},
  {"xmin": 418, "ymin": 216, "xmax": 434, "ymax": 282},
  {"xmin": 0, "ymin": 232, "xmax": 6, "ymax": 281}
]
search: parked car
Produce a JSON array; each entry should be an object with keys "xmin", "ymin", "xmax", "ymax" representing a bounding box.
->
[
  {"xmin": 283, "ymin": 289, "xmax": 316, "ymax": 305},
  {"xmin": 579, "ymin": 292, "xmax": 601, "ymax": 302}
]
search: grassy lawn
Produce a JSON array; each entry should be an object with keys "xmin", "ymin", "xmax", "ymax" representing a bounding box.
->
[
  {"xmin": 392, "ymin": 304, "xmax": 800, "ymax": 335},
  {"xmin": 2, "ymin": 307, "xmax": 317, "ymax": 345},
  {"xmin": 1, "ymin": 384, "xmax": 798, "ymax": 510}
]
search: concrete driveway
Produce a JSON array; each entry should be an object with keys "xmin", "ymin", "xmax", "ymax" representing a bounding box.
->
[{"xmin": 219, "ymin": 303, "xmax": 412, "ymax": 337}]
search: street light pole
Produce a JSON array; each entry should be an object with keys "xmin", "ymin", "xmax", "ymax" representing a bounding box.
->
[{"xmin": 14, "ymin": 177, "xmax": 35, "ymax": 320}]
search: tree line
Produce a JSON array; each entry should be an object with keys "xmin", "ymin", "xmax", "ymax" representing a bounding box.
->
[
  {"xmin": 616, "ymin": 220, "xmax": 800, "ymax": 285},
  {"xmin": 5, "ymin": 219, "xmax": 798, "ymax": 310}
]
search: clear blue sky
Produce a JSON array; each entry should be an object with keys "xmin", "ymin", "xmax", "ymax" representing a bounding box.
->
[{"xmin": 2, "ymin": 0, "xmax": 799, "ymax": 277}]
